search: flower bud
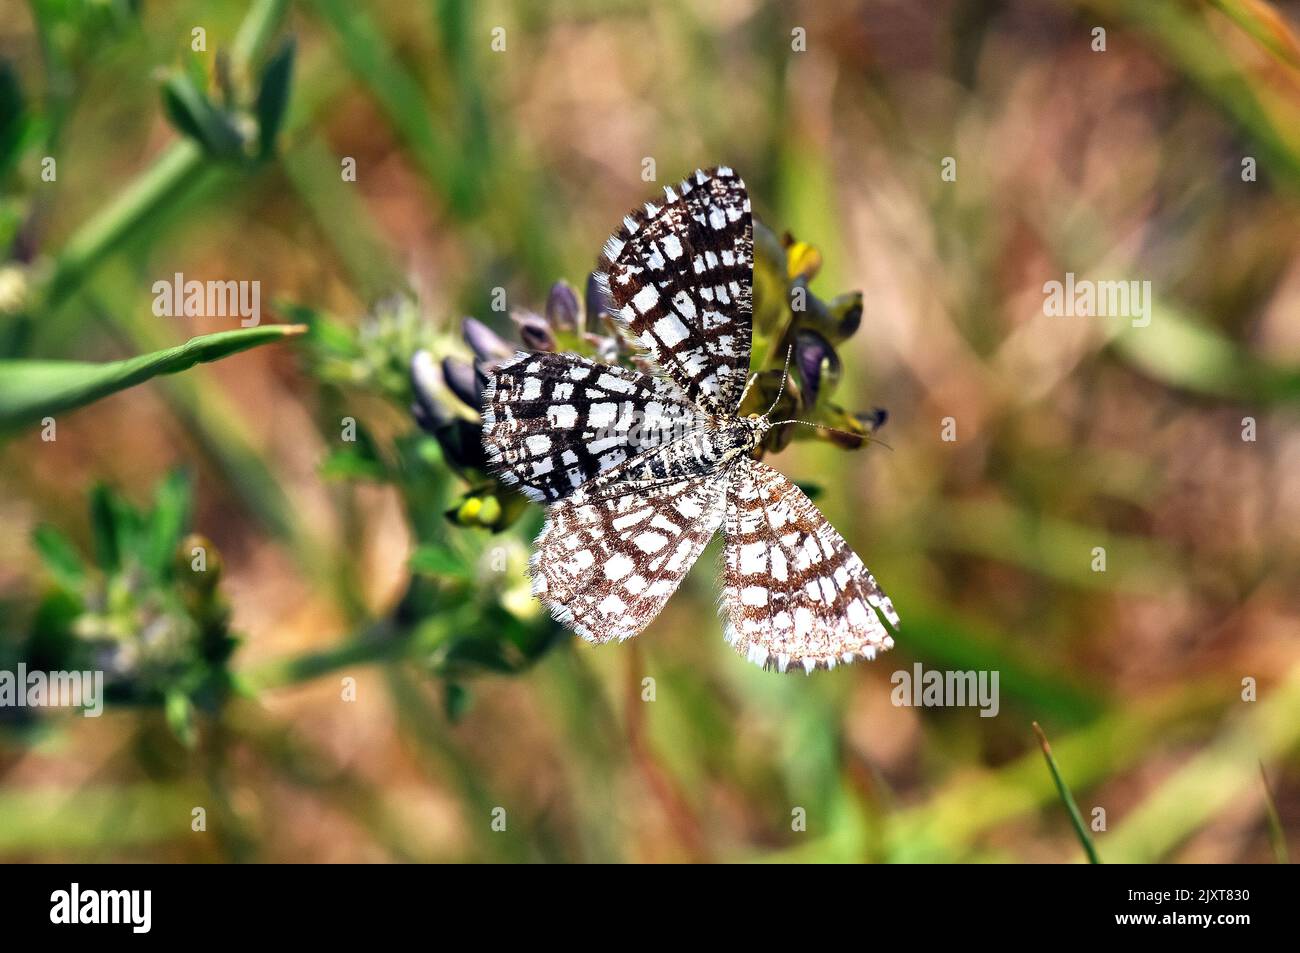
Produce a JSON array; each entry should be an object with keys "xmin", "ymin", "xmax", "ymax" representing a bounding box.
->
[
  {"xmin": 545, "ymin": 280, "xmax": 581, "ymax": 332},
  {"xmin": 462, "ymin": 316, "xmax": 514, "ymax": 362},
  {"xmin": 410, "ymin": 350, "xmax": 444, "ymax": 419},
  {"xmin": 782, "ymin": 232, "xmax": 822, "ymax": 282},
  {"xmin": 510, "ymin": 309, "xmax": 557, "ymax": 352},
  {"xmin": 829, "ymin": 292, "xmax": 863, "ymax": 341},
  {"xmin": 794, "ymin": 329, "xmax": 841, "ymax": 409},
  {"xmin": 442, "ymin": 356, "xmax": 486, "ymax": 411}
]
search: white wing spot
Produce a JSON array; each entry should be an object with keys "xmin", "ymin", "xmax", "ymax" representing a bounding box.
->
[
  {"xmin": 548, "ymin": 404, "xmax": 577, "ymax": 428},
  {"xmin": 598, "ymin": 593, "xmax": 627, "ymax": 615},
  {"xmin": 671, "ymin": 290, "xmax": 698, "ymax": 320},
  {"xmin": 588, "ymin": 402, "xmax": 617, "ymax": 428},
  {"xmin": 739, "ymin": 542, "xmax": 766, "ymax": 575},
  {"xmin": 653, "ymin": 314, "xmax": 690, "ymax": 347},
  {"xmin": 632, "ymin": 284, "xmax": 660, "ymax": 314},
  {"xmin": 633, "ymin": 531, "xmax": 668, "ymax": 553},
  {"xmin": 604, "ymin": 553, "xmax": 635, "ymax": 580}
]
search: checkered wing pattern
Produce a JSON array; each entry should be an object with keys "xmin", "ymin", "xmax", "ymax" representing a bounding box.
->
[
  {"xmin": 531, "ymin": 471, "xmax": 728, "ymax": 643},
  {"xmin": 482, "ymin": 351, "xmax": 707, "ymax": 503},
  {"xmin": 477, "ymin": 165, "xmax": 900, "ymax": 670},
  {"xmin": 721, "ymin": 458, "xmax": 900, "ymax": 673},
  {"xmin": 596, "ymin": 166, "xmax": 753, "ymax": 416}
]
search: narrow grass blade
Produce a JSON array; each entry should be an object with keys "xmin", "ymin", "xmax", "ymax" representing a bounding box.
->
[
  {"xmin": 0, "ymin": 324, "xmax": 305, "ymax": 433},
  {"xmin": 1033, "ymin": 721, "xmax": 1102, "ymax": 864}
]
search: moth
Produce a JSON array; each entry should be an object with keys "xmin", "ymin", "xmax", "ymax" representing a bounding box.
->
[{"xmin": 482, "ymin": 167, "xmax": 898, "ymax": 672}]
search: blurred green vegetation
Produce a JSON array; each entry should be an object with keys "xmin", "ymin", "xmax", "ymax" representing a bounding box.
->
[
  {"xmin": 0, "ymin": 323, "xmax": 304, "ymax": 431},
  {"xmin": 0, "ymin": 0, "xmax": 1298, "ymax": 862}
]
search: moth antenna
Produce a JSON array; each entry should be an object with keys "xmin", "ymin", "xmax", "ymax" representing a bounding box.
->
[
  {"xmin": 769, "ymin": 418, "xmax": 894, "ymax": 450},
  {"xmin": 763, "ymin": 344, "xmax": 794, "ymax": 418}
]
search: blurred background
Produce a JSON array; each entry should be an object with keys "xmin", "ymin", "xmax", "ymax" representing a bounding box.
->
[{"xmin": 1, "ymin": 0, "xmax": 1299, "ymax": 863}]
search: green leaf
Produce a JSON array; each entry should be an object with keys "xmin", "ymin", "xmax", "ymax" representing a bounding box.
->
[
  {"xmin": 161, "ymin": 72, "xmax": 245, "ymax": 160},
  {"xmin": 145, "ymin": 469, "xmax": 192, "ymax": 580},
  {"xmin": 255, "ymin": 37, "xmax": 295, "ymax": 158},
  {"xmin": 88, "ymin": 484, "xmax": 126, "ymax": 574},
  {"xmin": 0, "ymin": 324, "xmax": 306, "ymax": 434},
  {"xmin": 408, "ymin": 543, "xmax": 475, "ymax": 581},
  {"xmin": 30, "ymin": 525, "xmax": 87, "ymax": 592},
  {"xmin": 440, "ymin": 636, "xmax": 516, "ymax": 674}
]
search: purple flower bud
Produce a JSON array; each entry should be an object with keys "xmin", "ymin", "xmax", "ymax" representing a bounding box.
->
[
  {"xmin": 510, "ymin": 309, "xmax": 557, "ymax": 352},
  {"xmin": 442, "ymin": 356, "xmax": 486, "ymax": 411},
  {"xmin": 461, "ymin": 316, "xmax": 513, "ymax": 362},
  {"xmin": 545, "ymin": 281, "xmax": 581, "ymax": 332},
  {"xmin": 410, "ymin": 400, "xmax": 437, "ymax": 433},
  {"xmin": 793, "ymin": 329, "xmax": 840, "ymax": 409},
  {"xmin": 410, "ymin": 350, "xmax": 447, "ymax": 426},
  {"xmin": 410, "ymin": 351, "xmax": 487, "ymax": 470}
]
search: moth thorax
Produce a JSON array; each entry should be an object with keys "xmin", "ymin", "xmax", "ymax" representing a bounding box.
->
[{"xmin": 718, "ymin": 414, "xmax": 767, "ymax": 458}]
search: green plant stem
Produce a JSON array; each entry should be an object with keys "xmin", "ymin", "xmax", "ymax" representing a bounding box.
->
[
  {"xmin": 308, "ymin": 0, "xmax": 451, "ymax": 194},
  {"xmin": 1033, "ymin": 721, "xmax": 1102, "ymax": 864},
  {"xmin": 242, "ymin": 619, "xmax": 413, "ymax": 692},
  {"xmin": 241, "ymin": 603, "xmax": 466, "ymax": 692},
  {"xmin": 45, "ymin": 142, "xmax": 207, "ymax": 307}
]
